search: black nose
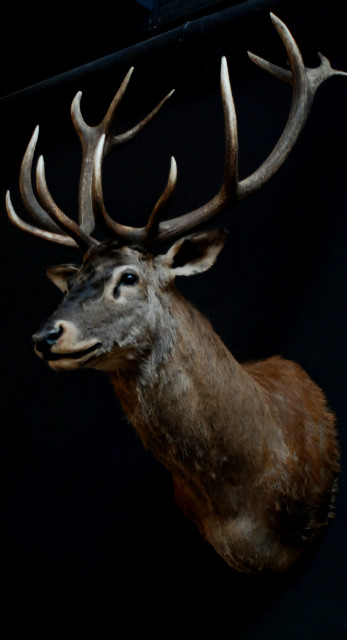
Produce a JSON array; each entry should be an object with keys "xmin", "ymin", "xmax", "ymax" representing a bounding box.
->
[{"xmin": 32, "ymin": 325, "xmax": 64, "ymax": 358}]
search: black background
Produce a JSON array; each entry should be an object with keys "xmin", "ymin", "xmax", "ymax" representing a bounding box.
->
[{"xmin": 1, "ymin": 1, "xmax": 347, "ymax": 637}]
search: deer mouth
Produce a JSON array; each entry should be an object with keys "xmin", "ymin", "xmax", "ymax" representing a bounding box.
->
[
  {"xmin": 32, "ymin": 322, "xmax": 103, "ymax": 370},
  {"xmin": 46, "ymin": 342, "xmax": 102, "ymax": 362},
  {"xmin": 36, "ymin": 342, "xmax": 103, "ymax": 371}
]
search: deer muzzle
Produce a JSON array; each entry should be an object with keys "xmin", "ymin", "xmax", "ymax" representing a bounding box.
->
[{"xmin": 32, "ymin": 320, "xmax": 101, "ymax": 369}]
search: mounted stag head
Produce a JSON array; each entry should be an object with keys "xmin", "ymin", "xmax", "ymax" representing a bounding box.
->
[{"xmin": 6, "ymin": 15, "xmax": 345, "ymax": 573}]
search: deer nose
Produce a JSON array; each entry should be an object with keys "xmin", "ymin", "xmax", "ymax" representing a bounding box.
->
[{"xmin": 32, "ymin": 325, "xmax": 64, "ymax": 358}]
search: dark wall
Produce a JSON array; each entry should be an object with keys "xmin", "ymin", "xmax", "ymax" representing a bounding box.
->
[{"xmin": 1, "ymin": 1, "xmax": 347, "ymax": 636}]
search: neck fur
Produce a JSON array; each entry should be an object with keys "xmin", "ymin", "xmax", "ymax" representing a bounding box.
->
[{"xmin": 109, "ymin": 292, "xmax": 262, "ymax": 475}]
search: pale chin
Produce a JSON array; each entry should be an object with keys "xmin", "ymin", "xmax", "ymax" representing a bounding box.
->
[
  {"xmin": 45, "ymin": 344, "xmax": 126, "ymax": 373},
  {"xmin": 48, "ymin": 358, "xmax": 82, "ymax": 372}
]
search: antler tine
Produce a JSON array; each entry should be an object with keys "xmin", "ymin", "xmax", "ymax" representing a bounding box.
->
[
  {"xmin": 35, "ymin": 156, "xmax": 97, "ymax": 250},
  {"xmin": 5, "ymin": 190, "xmax": 78, "ymax": 247},
  {"xmin": 92, "ymin": 133, "xmax": 178, "ymax": 246},
  {"xmin": 91, "ymin": 134, "xmax": 143, "ymax": 243},
  {"xmin": 145, "ymin": 156, "xmax": 178, "ymax": 243},
  {"xmin": 71, "ymin": 67, "xmax": 134, "ymax": 236},
  {"xmin": 5, "ymin": 126, "xmax": 79, "ymax": 248},
  {"xmin": 107, "ymin": 89, "xmax": 175, "ymax": 150},
  {"xmin": 18, "ymin": 126, "xmax": 62, "ymax": 234},
  {"xmin": 140, "ymin": 55, "xmax": 239, "ymax": 245},
  {"xmin": 71, "ymin": 66, "xmax": 175, "ymax": 236}
]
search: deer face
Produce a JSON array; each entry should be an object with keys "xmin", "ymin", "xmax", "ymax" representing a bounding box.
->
[
  {"xmin": 32, "ymin": 231, "xmax": 227, "ymax": 372},
  {"xmin": 32, "ymin": 243, "xmax": 158, "ymax": 372}
]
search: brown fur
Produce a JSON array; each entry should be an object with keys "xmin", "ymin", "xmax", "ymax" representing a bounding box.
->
[{"xmin": 110, "ymin": 290, "xmax": 339, "ymax": 573}]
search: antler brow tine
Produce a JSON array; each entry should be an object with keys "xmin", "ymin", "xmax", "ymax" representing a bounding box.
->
[
  {"xmin": 18, "ymin": 126, "xmax": 63, "ymax": 234},
  {"xmin": 5, "ymin": 190, "xmax": 78, "ymax": 247},
  {"xmin": 5, "ymin": 126, "xmax": 80, "ymax": 248}
]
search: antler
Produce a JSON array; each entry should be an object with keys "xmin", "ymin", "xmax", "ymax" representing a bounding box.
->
[
  {"xmin": 6, "ymin": 13, "xmax": 347, "ymax": 250},
  {"xmin": 144, "ymin": 13, "xmax": 346, "ymax": 245},
  {"xmin": 6, "ymin": 68, "xmax": 175, "ymax": 250}
]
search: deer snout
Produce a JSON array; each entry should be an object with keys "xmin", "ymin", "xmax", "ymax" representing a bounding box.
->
[
  {"xmin": 32, "ymin": 320, "xmax": 101, "ymax": 367},
  {"xmin": 32, "ymin": 324, "xmax": 64, "ymax": 359}
]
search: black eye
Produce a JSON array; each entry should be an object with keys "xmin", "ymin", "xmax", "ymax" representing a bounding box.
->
[
  {"xmin": 113, "ymin": 272, "xmax": 138, "ymax": 298},
  {"xmin": 120, "ymin": 272, "xmax": 138, "ymax": 286}
]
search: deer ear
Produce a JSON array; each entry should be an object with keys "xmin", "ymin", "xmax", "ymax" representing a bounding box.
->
[
  {"xmin": 46, "ymin": 264, "xmax": 79, "ymax": 293},
  {"xmin": 162, "ymin": 229, "xmax": 227, "ymax": 277}
]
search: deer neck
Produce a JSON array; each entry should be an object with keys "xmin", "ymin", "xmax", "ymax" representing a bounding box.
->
[{"xmin": 109, "ymin": 292, "xmax": 266, "ymax": 487}]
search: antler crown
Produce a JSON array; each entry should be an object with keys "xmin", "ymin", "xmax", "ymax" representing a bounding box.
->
[{"xmin": 6, "ymin": 14, "xmax": 347, "ymax": 252}]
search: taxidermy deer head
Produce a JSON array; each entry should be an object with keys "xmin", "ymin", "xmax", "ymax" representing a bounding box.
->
[{"xmin": 6, "ymin": 14, "xmax": 344, "ymax": 573}]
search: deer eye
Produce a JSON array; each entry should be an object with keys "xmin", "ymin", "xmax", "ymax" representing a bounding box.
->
[
  {"xmin": 113, "ymin": 272, "xmax": 138, "ymax": 298},
  {"xmin": 120, "ymin": 272, "xmax": 138, "ymax": 286}
]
